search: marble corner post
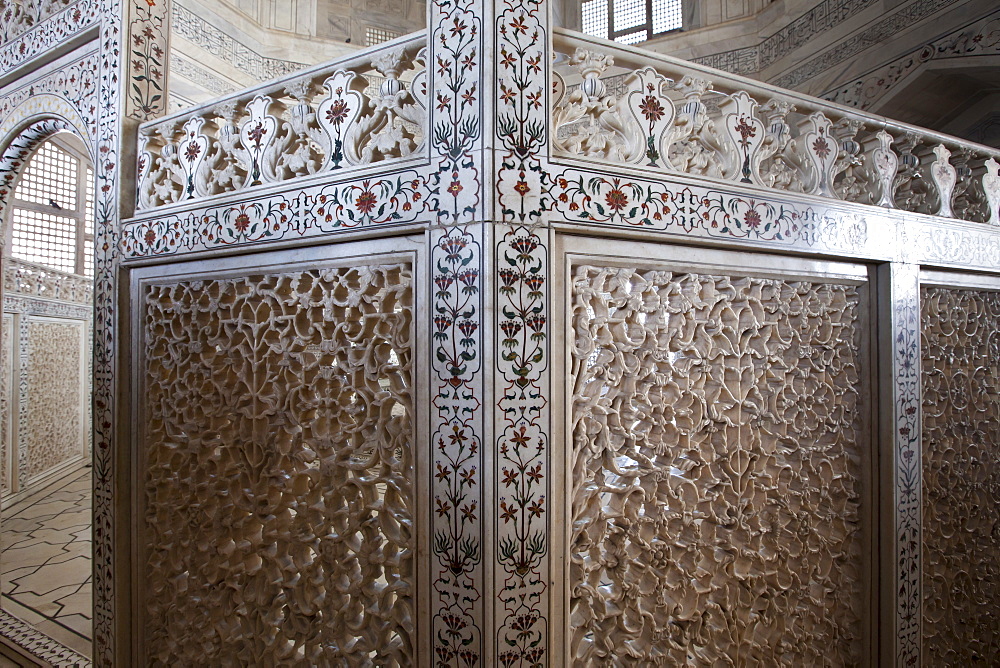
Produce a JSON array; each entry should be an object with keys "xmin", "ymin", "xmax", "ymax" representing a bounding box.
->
[
  {"xmin": 97, "ymin": 0, "xmax": 171, "ymax": 663},
  {"xmin": 426, "ymin": 0, "xmax": 554, "ymax": 665}
]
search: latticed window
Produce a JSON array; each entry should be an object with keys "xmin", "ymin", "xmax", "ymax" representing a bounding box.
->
[
  {"xmin": 582, "ymin": 0, "xmax": 682, "ymax": 44},
  {"xmin": 366, "ymin": 26, "xmax": 402, "ymax": 47},
  {"xmin": 8, "ymin": 135, "xmax": 94, "ymax": 277}
]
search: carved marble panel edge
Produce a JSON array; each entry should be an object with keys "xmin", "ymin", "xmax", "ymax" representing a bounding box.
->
[
  {"xmin": 0, "ymin": 609, "xmax": 91, "ymax": 667},
  {"xmin": 891, "ymin": 262, "xmax": 921, "ymax": 666},
  {"xmin": 91, "ymin": 0, "xmax": 136, "ymax": 660},
  {"xmin": 493, "ymin": 0, "xmax": 552, "ymax": 663},
  {"xmin": 121, "ymin": 168, "xmax": 430, "ymax": 258},
  {"xmin": 550, "ymin": 167, "xmax": 873, "ymax": 256},
  {"xmin": 900, "ymin": 221, "xmax": 1000, "ymax": 270},
  {"xmin": 494, "ymin": 223, "xmax": 550, "ymax": 667},
  {"xmin": 428, "ymin": 0, "xmax": 487, "ymax": 663}
]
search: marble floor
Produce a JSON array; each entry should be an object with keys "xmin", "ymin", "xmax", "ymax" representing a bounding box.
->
[{"xmin": 0, "ymin": 466, "xmax": 91, "ymax": 658}]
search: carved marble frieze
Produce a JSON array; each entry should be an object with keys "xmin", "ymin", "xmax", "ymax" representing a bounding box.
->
[
  {"xmin": 170, "ymin": 3, "xmax": 306, "ymax": 84},
  {"xmin": 121, "ymin": 168, "xmax": 425, "ymax": 258},
  {"xmin": 901, "ymin": 217, "xmax": 1000, "ymax": 269},
  {"xmin": 139, "ymin": 262, "xmax": 414, "ymax": 663},
  {"xmin": 551, "ymin": 166, "xmax": 878, "ymax": 257},
  {"xmin": 823, "ymin": 12, "xmax": 1000, "ymax": 111},
  {"xmin": 691, "ymin": 0, "xmax": 880, "ymax": 76},
  {"xmin": 0, "ymin": 610, "xmax": 90, "ymax": 667},
  {"xmin": 921, "ymin": 285, "xmax": 1000, "ymax": 664},
  {"xmin": 3, "ymin": 295, "xmax": 92, "ymax": 320},
  {"xmin": 569, "ymin": 263, "xmax": 869, "ymax": 664},
  {"xmin": 774, "ymin": 0, "xmax": 967, "ymax": 90}
]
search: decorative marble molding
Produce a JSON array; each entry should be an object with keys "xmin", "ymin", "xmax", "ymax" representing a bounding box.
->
[
  {"xmin": 0, "ymin": 0, "xmax": 77, "ymax": 45},
  {"xmin": 551, "ymin": 166, "xmax": 873, "ymax": 257},
  {"xmin": 170, "ymin": 52, "xmax": 239, "ymax": 98},
  {"xmin": 493, "ymin": 1, "xmax": 552, "ymax": 662},
  {"xmin": 823, "ymin": 12, "xmax": 1000, "ymax": 109},
  {"xmin": 3, "ymin": 295, "xmax": 91, "ymax": 320},
  {"xmin": 171, "ymin": 3, "xmax": 306, "ymax": 83},
  {"xmin": 0, "ymin": 53, "xmax": 101, "ymax": 142},
  {"xmin": 0, "ymin": 313, "xmax": 9, "ymax": 496},
  {"xmin": 121, "ymin": 168, "xmax": 425, "ymax": 257},
  {"xmin": 773, "ymin": 0, "xmax": 963, "ymax": 90},
  {"xmin": 427, "ymin": 1, "xmax": 487, "ymax": 664},
  {"xmin": 889, "ymin": 262, "xmax": 922, "ymax": 666},
  {"xmin": 4, "ymin": 259, "xmax": 94, "ymax": 305},
  {"xmin": 0, "ymin": 609, "xmax": 91, "ymax": 667},
  {"xmin": 692, "ymin": 0, "xmax": 879, "ymax": 76}
]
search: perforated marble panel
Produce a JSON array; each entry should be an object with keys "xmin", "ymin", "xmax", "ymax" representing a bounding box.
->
[
  {"xmin": 24, "ymin": 319, "xmax": 85, "ymax": 480},
  {"xmin": 921, "ymin": 286, "xmax": 1000, "ymax": 664},
  {"xmin": 140, "ymin": 263, "xmax": 414, "ymax": 665},
  {"xmin": 569, "ymin": 265, "xmax": 868, "ymax": 665}
]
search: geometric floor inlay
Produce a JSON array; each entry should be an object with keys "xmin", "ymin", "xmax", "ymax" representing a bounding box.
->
[{"xmin": 1, "ymin": 465, "xmax": 91, "ymax": 658}]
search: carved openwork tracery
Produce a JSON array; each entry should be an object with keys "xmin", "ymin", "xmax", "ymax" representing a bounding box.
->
[
  {"xmin": 569, "ymin": 264, "xmax": 868, "ymax": 665},
  {"xmin": 921, "ymin": 285, "xmax": 1000, "ymax": 665},
  {"xmin": 550, "ymin": 33, "xmax": 999, "ymax": 227},
  {"xmin": 140, "ymin": 262, "xmax": 414, "ymax": 665}
]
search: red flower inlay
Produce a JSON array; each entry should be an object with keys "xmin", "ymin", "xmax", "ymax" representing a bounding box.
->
[
  {"xmin": 639, "ymin": 95, "xmax": 665, "ymax": 123},
  {"xmin": 812, "ymin": 136, "xmax": 831, "ymax": 160},
  {"xmin": 325, "ymin": 100, "xmax": 350, "ymax": 125},
  {"xmin": 744, "ymin": 210, "xmax": 762, "ymax": 228},
  {"xmin": 246, "ymin": 123, "xmax": 266, "ymax": 144},
  {"xmin": 605, "ymin": 189, "xmax": 628, "ymax": 212},
  {"xmin": 355, "ymin": 191, "xmax": 377, "ymax": 214},
  {"xmin": 234, "ymin": 213, "xmax": 251, "ymax": 232},
  {"xmin": 734, "ymin": 117, "xmax": 757, "ymax": 142}
]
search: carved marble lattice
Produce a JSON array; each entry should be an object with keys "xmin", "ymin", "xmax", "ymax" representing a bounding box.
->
[
  {"xmin": 25, "ymin": 319, "xmax": 84, "ymax": 480},
  {"xmin": 141, "ymin": 263, "xmax": 414, "ymax": 665},
  {"xmin": 570, "ymin": 266, "xmax": 867, "ymax": 665},
  {"xmin": 921, "ymin": 286, "xmax": 1000, "ymax": 665}
]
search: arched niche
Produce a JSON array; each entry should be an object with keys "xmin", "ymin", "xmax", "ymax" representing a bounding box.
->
[{"xmin": 0, "ymin": 111, "xmax": 96, "ymax": 664}]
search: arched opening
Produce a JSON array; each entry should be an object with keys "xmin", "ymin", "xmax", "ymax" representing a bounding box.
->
[{"xmin": 0, "ymin": 130, "xmax": 93, "ymax": 658}]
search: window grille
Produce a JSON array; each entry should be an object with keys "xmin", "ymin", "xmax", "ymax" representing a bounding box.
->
[
  {"xmin": 582, "ymin": 0, "xmax": 683, "ymax": 44},
  {"xmin": 366, "ymin": 26, "xmax": 401, "ymax": 47},
  {"xmin": 7, "ymin": 136, "xmax": 94, "ymax": 277},
  {"xmin": 582, "ymin": 0, "xmax": 609, "ymax": 38}
]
